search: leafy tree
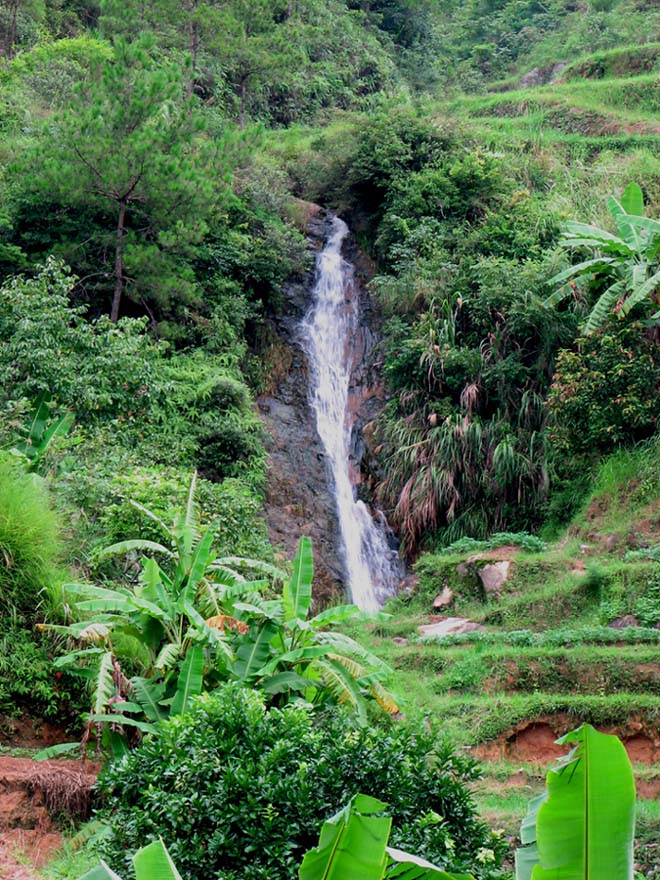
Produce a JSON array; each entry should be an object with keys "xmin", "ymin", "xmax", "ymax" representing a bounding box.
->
[
  {"xmin": 98, "ymin": 684, "xmax": 502, "ymax": 879},
  {"xmin": 0, "ymin": 259, "xmax": 158, "ymax": 420},
  {"xmin": 0, "ymin": 0, "xmax": 44, "ymax": 59},
  {"xmin": 547, "ymin": 182, "xmax": 660, "ymax": 334},
  {"xmin": 37, "ymin": 34, "xmax": 220, "ymax": 321}
]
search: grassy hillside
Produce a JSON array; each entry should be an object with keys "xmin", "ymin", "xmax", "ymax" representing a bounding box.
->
[{"xmin": 3, "ymin": 6, "xmax": 660, "ymax": 878}]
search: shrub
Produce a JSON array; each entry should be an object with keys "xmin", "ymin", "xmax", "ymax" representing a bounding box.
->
[
  {"xmin": 0, "ymin": 259, "xmax": 159, "ymax": 423},
  {"xmin": 98, "ymin": 685, "xmax": 503, "ymax": 880},
  {"xmin": 0, "ymin": 627, "xmax": 83, "ymax": 721},
  {"xmin": 97, "ymin": 468, "xmax": 270, "ymax": 559},
  {"xmin": 0, "ymin": 453, "xmax": 63, "ymax": 622},
  {"xmin": 547, "ymin": 322, "xmax": 660, "ymax": 463}
]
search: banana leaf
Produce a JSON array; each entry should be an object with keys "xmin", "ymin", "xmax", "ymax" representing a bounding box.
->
[
  {"xmin": 515, "ymin": 723, "xmax": 635, "ymax": 880},
  {"xmin": 170, "ymin": 644, "xmax": 204, "ymax": 716},
  {"xmin": 133, "ymin": 839, "xmax": 183, "ymax": 880},
  {"xmin": 299, "ymin": 794, "xmax": 473, "ymax": 880},
  {"xmin": 298, "ymin": 794, "xmax": 392, "ymax": 880},
  {"xmin": 233, "ymin": 621, "xmax": 278, "ymax": 680},
  {"xmin": 283, "ymin": 536, "xmax": 314, "ymax": 622},
  {"xmin": 79, "ymin": 839, "xmax": 181, "ymax": 880}
]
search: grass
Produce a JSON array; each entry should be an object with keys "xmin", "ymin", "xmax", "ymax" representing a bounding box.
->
[
  {"xmin": 389, "ymin": 644, "xmax": 660, "ymax": 696},
  {"xmin": 39, "ymin": 823, "xmax": 108, "ymax": 880}
]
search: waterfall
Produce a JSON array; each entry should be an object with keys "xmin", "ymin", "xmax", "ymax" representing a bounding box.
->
[{"xmin": 301, "ymin": 216, "xmax": 403, "ymax": 611}]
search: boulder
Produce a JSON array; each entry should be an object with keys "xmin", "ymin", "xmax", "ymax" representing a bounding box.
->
[
  {"xmin": 432, "ymin": 586, "xmax": 454, "ymax": 610},
  {"xmin": 456, "ymin": 562, "xmax": 472, "ymax": 579},
  {"xmin": 478, "ymin": 561, "xmax": 511, "ymax": 596},
  {"xmin": 418, "ymin": 617, "xmax": 485, "ymax": 638},
  {"xmin": 609, "ymin": 615, "xmax": 640, "ymax": 630}
]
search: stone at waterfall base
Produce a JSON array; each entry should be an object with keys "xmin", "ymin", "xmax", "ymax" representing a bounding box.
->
[
  {"xmin": 418, "ymin": 617, "xmax": 485, "ymax": 638},
  {"xmin": 432, "ymin": 586, "xmax": 454, "ymax": 610}
]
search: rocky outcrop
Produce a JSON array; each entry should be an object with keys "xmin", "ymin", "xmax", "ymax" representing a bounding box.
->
[
  {"xmin": 478, "ymin": 561, "xmax": 511, "ymax": 597},
  {"xmin": 257, "ymin": 208, "xmax": 342, "ymax": 604},
  {"xmin": 256, "ymin": 207, "xmax": 398, "ymax": 605}
]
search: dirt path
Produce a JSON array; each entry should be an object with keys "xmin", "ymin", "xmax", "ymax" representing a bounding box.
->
[{"xmin": 0, "ymin": 834, "xmax": 58, "ymax": 880}]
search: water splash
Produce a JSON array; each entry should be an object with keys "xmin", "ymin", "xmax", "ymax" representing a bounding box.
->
[{"xmin": 301, "ymin": 216, "xmax": 402, "ymax": 611}]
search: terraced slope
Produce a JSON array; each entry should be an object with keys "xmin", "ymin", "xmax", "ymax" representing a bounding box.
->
[{"xmin": 438, "ymin": 43, "xmax": 660, "ymax": 158}]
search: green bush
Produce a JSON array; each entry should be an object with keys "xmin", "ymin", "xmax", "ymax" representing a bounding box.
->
[
  {"xmin": 98, "ymin": 468, "xmax": 271, "ymax": 559},
  {"xmin": 0, "ymin": 259, "xmax": 159, "ymax": 423},
  {"xmin": 0, "ymin": 454, "xmax": 63, "ymax": 622},
  {"xmin": 98, "ymin": 685, "xmax": 504, "ymax": 880},
  {"xmin": 0, "ymin": 627, "xmax": 83, "ymax": 721},
  {"xmin": 548, "ymin": 322, "xmax": 660, "ymax": 462}
]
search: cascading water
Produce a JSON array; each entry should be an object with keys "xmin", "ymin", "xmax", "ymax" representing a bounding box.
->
[{"xmin": 301, "ymin": 216, "xmax": 403, "ymax": 612}]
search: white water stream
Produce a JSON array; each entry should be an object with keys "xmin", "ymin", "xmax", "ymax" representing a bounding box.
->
[{"xmin": 301, "ymin": 217, "xmax": 402, "ymax": 611}]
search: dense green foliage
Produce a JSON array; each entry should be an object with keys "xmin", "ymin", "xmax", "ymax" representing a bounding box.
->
[
  {"xmin": 98, "ymin": 684, "xmax": 503, "ymax": 880},
  {"xmin": 3, "ymin": 5, "xmax": 660, "ymax": 877},
  {"xmin": 0, "ymin": 452, "xmax": 63, "ymax": 622},
  {"xmin": 53, "ymin": 524, "xmax": 397, "ymax": 749}
]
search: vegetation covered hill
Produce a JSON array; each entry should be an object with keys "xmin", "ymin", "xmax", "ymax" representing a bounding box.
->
[{"xmin": 2, "ymin": 1, "xmax": 660, "ymax": 877}]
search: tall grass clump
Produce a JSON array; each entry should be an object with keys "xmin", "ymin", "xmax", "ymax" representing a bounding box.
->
[{"xmin": 0, "ymin": 453, "xmax": 64, "ymax": 622}]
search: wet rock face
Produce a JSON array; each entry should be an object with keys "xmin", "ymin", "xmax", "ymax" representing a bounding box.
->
[
  {"xmin": 256, "ymin": 208, "xmax": 400, "ymax": 606},
  {"xmin": 257, "ymin": 209, "xmax": 344, "ymax": 605},
  {"xmin": 343, "ymin": 236, "xmax": 389, "ymax": 497}
]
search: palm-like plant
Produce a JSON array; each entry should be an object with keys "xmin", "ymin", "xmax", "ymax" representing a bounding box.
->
[
  {"xmin": 235, "ymin": 536, "xmax": 399, "ymax": 722},
  {"xmin": 547, "ymin": 182, "xmax": 660, "ymax": 333},
  {"xmin": 44, "ymin": 475, "xmax": 397, "ymax": 754}
]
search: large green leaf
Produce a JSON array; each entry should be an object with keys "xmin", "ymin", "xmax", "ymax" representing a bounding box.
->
[
  {"xmin": 299, "ymin": 794, "xmax": 391, "ymax": 880},
  {"xmin": 547, "ymin": 257, "xmax": 616, "ymax": 288},
  {"xmin": 262, "ymin": 671, "xmax": 316, "ymax": 695},
  {"xmin": 133, "ymin": 839, "xmax": 183, "ymax": 880},
  {"xmin": 78, "ymin": 839, "xmax": 182, "ymax": 880},
  {"xmin": 89, "ymin": 714, "xmax": 157, "ymax": 734},
  {"xmin": 96, "ymin": 539, "xmax": 174, "ymax": 559},
  {"xmin": 79, "ymin": 861, "xmax": 123, "ymax": 880},
  {"xmin": 170, "ymin": 645, "xmax": 204, "ymax": 716},
  {"xmin": 233, "ymin": 621, "xmax": 278, "ymax": 680},
  {"xmin": 387, "ymin": 850, "xmax": 473, "ymax": 879},
  {"xmin": 298, "ymin": 795, "xmax": 470, "ymax": 880},
  {"xmin": 620, "ymin": 182, "xmax": 644, "ymax": 217},
  {"xmin": 93, "ymin": 651, "xmax": 115, "ymax": 716},
  {"xmin": 583, "ymin": 280, "xmax": 625, "ymax": 334},
  {"xmin": 312, "ymin": 657, "xmax": 366, "ymax": 724},
  {"xmin": 182, "ymin": 520, "xmax": 219, "ymax": 605},
  {"xmin": 34, "ymin": 741, "xmax": 82, "ymax": 761},
  {"xmin": 515, "ymin": 723, "xmax": 635, "ymax": 880},
  {"xmin": 283, "ymin": 536, "xmax": 314, "ymax": 622},
  {"xmin": 620, "ymin": 266, "xmax": 660, "ymax": 316},
  {"xmin": 310, "ymin": 605, "xmax": 365, "ymax": 628},
  {"xmin": 130, "ymin": 677, "xmax": 166, "ymax": 722}
]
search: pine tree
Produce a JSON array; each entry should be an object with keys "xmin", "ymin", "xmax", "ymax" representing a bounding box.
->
[{"xmin": 41, "ymin": 33, "xmax": 221, "ymax": 321}]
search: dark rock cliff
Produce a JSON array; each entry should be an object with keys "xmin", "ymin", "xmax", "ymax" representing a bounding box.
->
[{"xmin": 256, "ymin": 205, "xmax": 395, "ymax": 605}]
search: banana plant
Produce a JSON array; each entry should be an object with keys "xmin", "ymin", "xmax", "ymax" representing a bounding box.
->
[
  {"xmin": 81, "ymin": 839, "xmax": 181, "ymax": 880},
  {"xmin": 10, "ymin": 391, "xmax": 74, "ymax": 471},
  {"xmin": 547, "ymin": 182, "xmax": 660, "ymax": 333},
  {"xmin": 42, "ymin": 473, "xmax": 266, "ymax": 751},
  {"xmin": 231, "ymin": 536, "xmax": 400, "ymax": 721},
  {"xmin": 43, "ymin": 475, "xmax": 398, "ymax": 755},
  {"xmin": 515, "ymin": 723, "xmax": 636, "ymax": 880},
  {"xmin": 299, "ymin": 794, "xmax": 474, "ymax": 880}
]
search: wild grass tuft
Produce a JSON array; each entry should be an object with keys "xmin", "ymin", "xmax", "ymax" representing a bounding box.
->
[{"xmin": 0, "ymin": 453, "xmax": 65, "ymax": 622}]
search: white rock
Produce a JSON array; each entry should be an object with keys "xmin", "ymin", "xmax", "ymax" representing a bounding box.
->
[
  {"xmin": 478, "ymin": 561, "xmax": 511, "ymax": 596},
  {"xmin": 418, "ymin": 617, "xmax": 485, "ymax": 638},
  {"xmin": 432, "ymin": 586, "xmax": 454, "ymax": 610}
]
